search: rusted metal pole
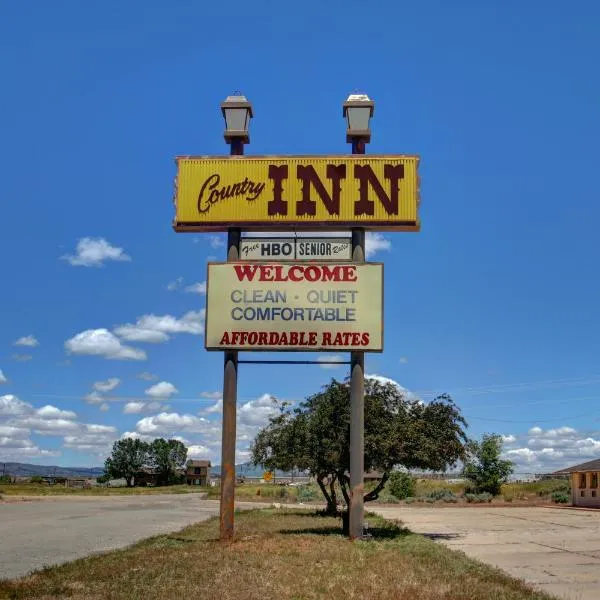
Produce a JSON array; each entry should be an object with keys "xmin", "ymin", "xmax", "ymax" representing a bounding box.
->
[
  {"xmin": 349, "ymin": 138, "xmax": 366, "ymax": 540},
  {"xmin": 220, "ymin": 137, "xmax": 243, "ymax": 541}
]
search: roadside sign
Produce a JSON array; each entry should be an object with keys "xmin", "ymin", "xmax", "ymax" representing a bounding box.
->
[
  {"xmin": 205, "ymin": 262, "xmax": 383, "ymax": 352},
  {"xmin": 263, "ymin": 471, "xmax": 273, "ymax": 482},
  {"xmin": 174, "ymin": 155, "xmax": 419, "ymax": 232},
  {"xmin": 240, "ymin": 237, "xmax": 351, "ymax": 261}
]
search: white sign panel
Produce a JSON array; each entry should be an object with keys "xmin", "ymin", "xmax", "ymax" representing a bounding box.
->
[
  {"xmin": 205, "ymin": 262, "xmax": 383, "ymax": 352},
  {"xmin": 240, "ymin": 237, "xmax": 351, "ymax": 261}
]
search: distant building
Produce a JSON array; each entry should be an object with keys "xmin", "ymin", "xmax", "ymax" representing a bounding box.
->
[
  {"xmin": 552, "ymin": 458, "xmax": 600, "ymax": 508},
  {"xmin": 187, "ymin": 460, "xmax": 211, "ymax": 486}
]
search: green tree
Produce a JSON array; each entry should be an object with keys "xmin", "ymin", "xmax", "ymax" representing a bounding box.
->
[
  {"xmin": 463, "ymin": 434, "xmax": 514, "ymax": 496},
  {"xmin": 148, "ymin": 438, "xmax": 188, "ymax": 485},
  {"xmin": 387, "ymin": 471, "xmax": 415, "ymax": 500},
  {"xmin": 251, "ymin": 378, "xmax": 467, "ymax": 517},
  {"xmin": 104, "ymin": 438, "xmax": 149, "ymax": 487}
]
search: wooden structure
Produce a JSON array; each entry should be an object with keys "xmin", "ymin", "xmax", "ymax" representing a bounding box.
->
[
  {"xmin": 552, "ymin": 458, "xmax": 600, "ymax": 508},
  {"xmin": 186, "ymin": 460, "xmax": 211, "ymax": 486}
]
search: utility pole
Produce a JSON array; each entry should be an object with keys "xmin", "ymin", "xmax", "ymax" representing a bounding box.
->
[
  {"xmin": 219, "ymin": 94, "xmax": 253, "ymax": 541},
  {"xmin": 343, "ymin": 93, "xmax": 374, "ymax": 540}
]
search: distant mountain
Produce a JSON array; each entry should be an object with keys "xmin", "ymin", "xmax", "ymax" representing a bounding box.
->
[
  {"xmin": 0, "ymin": 462, "xmax": 104, "ymax": 478},
  {"xmin": 211, "ymin": 462, "xmax": 305, "ymax": 478}
]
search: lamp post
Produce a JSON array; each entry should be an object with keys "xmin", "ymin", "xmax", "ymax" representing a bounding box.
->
[
  {"xmin": 219, "ymin": 93, "xmax": 253, "ymax": 541},
  {"xmin": 343, "ymin": 92, "xmax": 374, "ymax": 540}
]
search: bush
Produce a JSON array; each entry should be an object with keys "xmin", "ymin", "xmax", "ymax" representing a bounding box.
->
[
  {"xmin": 465, "ymin": 492, "xmax": 493, "ymax": 504},
  {"xmin": 404, "ymin": 497, "xmax": 416, "ymax": 504},
  {"xmin": 426, "ymin": 489, "xmax": 457, "ymax": 502},
  {"xmin": 377, "ymin": 491, "xmax": 401, "ymax": 504},
  {"xmin": 297, "ymin": 484, "xmax": 318, "ymax": 502},
  {"xmin": 503, "ymin": 494, "xmax": 513, "ymax": 502},
  {"xmin": 551, "ymin": 491, "xmax": 570, "ymax": 504},
  {"xmin": 387, "ymin": 472, "xmax": 415, "ymax": 500},
  {"xmin": 0, "ymin": 475, "xmax": 11, "ymax": 484},
  {"xmin": 30, "ymin": 475, "xmax": 43, "ymax": 484}
]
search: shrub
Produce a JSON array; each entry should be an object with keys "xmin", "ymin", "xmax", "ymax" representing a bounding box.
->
[
  {"xmin": 297, "ymin": 484, "xmax": 318, "ymax": 502},
  {"xmin": 427, "ymin": 489, "xmax": 457, "ymax": 502},
  {"xmin": 551, "ymin": 491, "xmax": 570, "ymax": 504},
  {"xmin": 0, "ymin": 475, "xmax": 11, "ymax": 484},
  {"xmin": 503, "ymin": 494, "xmax": 513, "ymax": 502},
  {"xmin": 30, "ymin": 475, "xmax": 43, "ymax": 484},
  {"xmin": 465, "ymin": 492, "xmax": 493, "ymax": 503},
  {"xmin": 387, "ymin": 472, "xmax": 415, "ymax": 500},
  {"xmin": 404, "ymin": 497, "xmax": 416, "ymax": 504}
]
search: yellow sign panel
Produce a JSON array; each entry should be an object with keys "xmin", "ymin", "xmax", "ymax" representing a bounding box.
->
[
  {"xmin": 205, "ymin": 262, "xmax": 383, "ymax": 352},
  {"xmin": 174, "ymin": 155, "xmax": 419, "ymax": 231},
  {"xmin": 263, "ymin": 471, "xmax": 273, "ymax": 482}
]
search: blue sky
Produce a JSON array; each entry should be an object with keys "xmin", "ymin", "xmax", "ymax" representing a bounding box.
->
[{"xmin": 2, "ymin": 0, "xmax": 600, "ymax": 472}]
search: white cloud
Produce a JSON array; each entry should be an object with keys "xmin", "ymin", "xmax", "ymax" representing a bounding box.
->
[
  {"xmin": 124, "ymin": 402, "xmax": 146, "ymax": 414},
  {"xmin": 145, "ymin": 381, "xmax": 178, "ymax": 399},
  {"xmin": 209, "ymin": 235, "xmax": 225, "ymax": 249},
  {"xmin": 121, "ymin": 431, "xmax": 154, "ymax": 442},
  {"xmin": 200, "ymin": 391, "xmax": 222, "ymax": 399},
  {"xmin": 188, "ymin": 444, "xmax": 211, "ymax": 458},
  {"xmin": 184, "ymin": 281, "xmax": 207, "ymax": 295},
  {"xmin": 114, "ymin": 310, "xmax": 205, "ymax": 343},
  {"xmin": 12, "ymin": 354, "xmax": 32, "ymax": 362},
  {"xmin": 35, "ymin": 405, "xmax": 77, "ymax": 420},
  {"xmin": 137, "ymin": 372, "xmax": 158, "ymax": 381},
  {"xmin": 20, "ymin": 417, "xmax": 81, "ymax": 436},
  {"xmin": 502, "ymin": 426, "xmax": 600, "ymax": 472},
  {"xmin": 63, "ymin": 424, "xmax": 117, "ymax": 451},
  {"xmin": 136, "ymin": 412, "xmax": 210, "ymax": 435},
  {"xmin": 365, "ymin": 232, "xmax": 391, "ymax": 259},
  {"xmin": 14, "ymin": 335, "xmax": 39, "ymax": 347},
  {"xmin": 61, "ymin": 237, "xmax": 131, "ymax": 267},
  {"xmin": 93, "ymin": 378, "xmax": 121, "ymax": 393},
  {"xmin": 317, "ymin": 355, "xmax": 345, "ymax": 369},
  {"xmin": 99, "ymin": 403, "xmax": 110, "ymax": 412},
  {"xmin": 0, "ymin": 370, "xmax": 7, "ymax": 384},
  {"xmin": 238, "ymin": 394, "xmax": 278, "ymax": 427},
  {"xmin": 0, "ymin": 394, "xmax": 32, "ymax": 416},
  {"xmin": 399, "ymin": 357, "xmax": 408, "ymax": 364},
  {"xmin": 202, "ymin": 398, "xmax": 223, "ymax": 415},
  {"xmin": 65, "ymin": 329, "xmax": 146, "ymax": 361},
  {"xmin": 84, "ymin": 391, "xmax": 105, "ymax": 405},
  {"xmin": 167, "ymin": 276, "xmax": 184, "ymax": 291}
]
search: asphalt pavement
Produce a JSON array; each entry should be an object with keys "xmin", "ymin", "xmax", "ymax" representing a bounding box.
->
[{"xmin": 0, "ymin": 495, "xmax": 232, "ymax": 579}]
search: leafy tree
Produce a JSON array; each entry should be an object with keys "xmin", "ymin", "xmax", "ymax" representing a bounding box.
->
[
  {"xmin": 251, "ymin": 378, "xmax": 468, "ymax": 517},
  {"xmin": 148, "ymin": 438, "xmax": 188, "ymax": 485},
  {"xmin": 104, "ymin": 438, "xmax": 149, "ymax": 487},
  {"xmin": 462, "ymin": 434, "xmax": 514, "ymax": 496},
  {"xmin": 30, "ymin": 475, "xmax": 44, "ymax": 484},
  {"xmin": 387, "ymin": 472, "xmax": 415, "ymax": 500}
]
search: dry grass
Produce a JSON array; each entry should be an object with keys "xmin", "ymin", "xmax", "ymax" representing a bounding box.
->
[
  {"xmin": 0, "ymin": 509, "xmax": 553, "ymax": 600},
  {"xmin": 0, "ymin": 484, "xmax": 207, "ymax": 497}
]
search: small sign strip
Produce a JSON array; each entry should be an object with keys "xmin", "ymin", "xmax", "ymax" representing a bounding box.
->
[
  {"xmin": 240, "ymin": 237, "xmax": 351, "ymax": 261},
  {"xmin": 205, "ymin": 262, "xmax": 383, "ymax": 352}
]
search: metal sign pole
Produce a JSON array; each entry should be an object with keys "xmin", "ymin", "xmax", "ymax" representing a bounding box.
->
[
  {"xmin": 349, "ymin": 138, "xmax": 366, "ymax": 540},
  {"xmin": 220, "ymin": 138, "xmax": 243, "ymax": 540}
]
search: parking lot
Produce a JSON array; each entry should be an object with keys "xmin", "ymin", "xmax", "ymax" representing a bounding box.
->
[{"xmin": 373, "ymin": 505, "xmax": 600, "ymax": 600}]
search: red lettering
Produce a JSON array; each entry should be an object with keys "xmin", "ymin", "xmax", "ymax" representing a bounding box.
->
[
  {"xmin": 304, "ymin": 266, "xmax": 320, "ymax": 282},
  {"xmin": 233, "ymin": 264, "xmax": 259, "ymax": 281},
  {"xmin": 219, "ymin": 332, "xmax": 231, "ymax": 345},
  {"xmin": 267, "ymin": 164, "xmax": 289, "ymax": 216},
  {"xmin": 354, "ymin": 164, "xmax": 404, "ymax": 216},
  {"xmin": 342, "ymin": 266, "xmax": 357, "ymax": 281},
  {"xmin": 289, "ymin": 266, "xmax": 303, "ymax": 281},
  {"xmin": 361, "ymin": 333, "xmax": 370, "ymax": 345},
  {"xmin": 248, "ymin": 332, "xmax": 258, "ymax": 345},
  {"xmin": 296, "ymin": 164, "xmax": 346, "ymax": 216},
  {"xmin": 309, "ymin": 332, "xmax": 318, "ymax": 345},
  {"xmin": 351, "ymin": 332, "xmax": 361, "ymax": 346},
  {"xmin": 320, "ymin": 265, "xmax": 341, "ymax": 282},
  {"xmin": 333, "ymin": 332, "xmax": 343, "ymax": 345},
  {"xmin": 269, "ymin": 332, "xmax": 279, "ymax": 345},
  {"xmin": 343, "ymin": 333, "xmax": 352, "ymax": 345},
  {"xmin": 258, "ymin": 332, "xmax": 268, "ymax": 346},
  {"xmin": 259, "ymin": 265, "xmax": 275, "ymax": 281},
  {"xmin": 289, "ymin": 332, "xmax": 298, "ymax": 345},
  {"xmin": 322, "ymin": 332, "xmax": 332, "ymax": 345}
]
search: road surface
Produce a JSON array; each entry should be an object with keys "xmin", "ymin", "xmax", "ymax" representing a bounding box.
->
[
  {"xmin": 0, "ymin": 494, "xmax": 250, "ymax": 579},
  {"xmin": 372, "ymin": 505, "xmax": 600, "ymax": 600}
]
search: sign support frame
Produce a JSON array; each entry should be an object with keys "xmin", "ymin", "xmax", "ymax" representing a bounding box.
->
[{"xmin": 220, "ymin": 139, "xmax": 243, "ymax": 542}]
